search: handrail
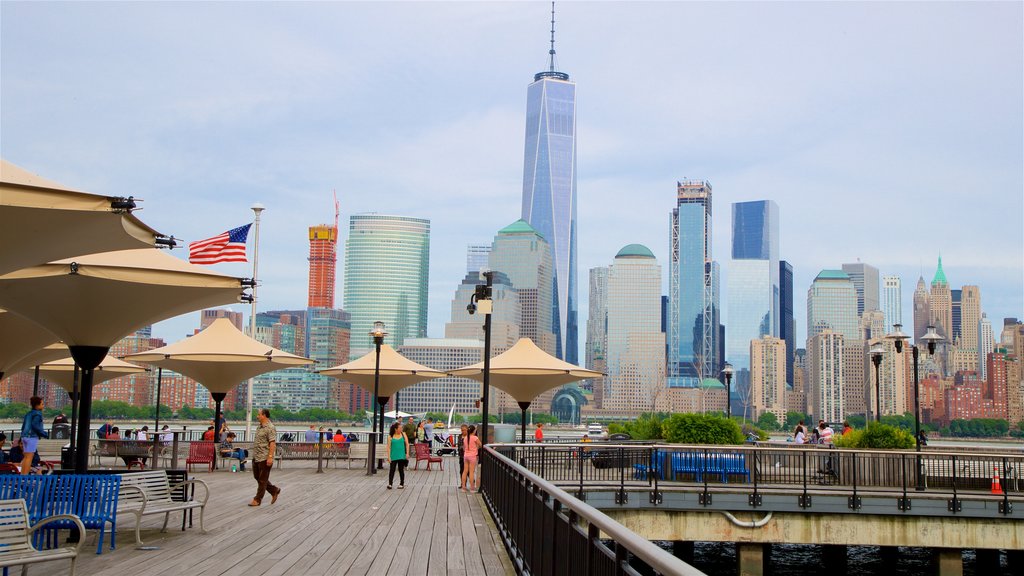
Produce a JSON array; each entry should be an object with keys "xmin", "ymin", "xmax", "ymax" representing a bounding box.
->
[{"xmin": 483, "ymin": 445, "xmax": 706, "ymax": 576}]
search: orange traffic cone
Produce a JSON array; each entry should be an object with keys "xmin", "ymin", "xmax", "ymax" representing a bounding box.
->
[{"xmin": 991, "ymin": 465, "xmax": 1004, "ymax": 495}]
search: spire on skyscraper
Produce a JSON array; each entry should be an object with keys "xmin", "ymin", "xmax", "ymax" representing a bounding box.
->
[
  {"xmin": 932, "ymin": 254, "xmax": 948, "ymax": 286},
  {"xmin": 535, "ymin": 2, "xmax": 568, "ymax": 81}
]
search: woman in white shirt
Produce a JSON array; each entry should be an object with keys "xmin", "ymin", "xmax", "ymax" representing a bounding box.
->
[{"xmin": 793, "ymin": 424, "xmax": 805, "ymax": 445}]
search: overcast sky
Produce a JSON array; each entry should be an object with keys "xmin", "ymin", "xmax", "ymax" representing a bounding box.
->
[{"xmin": 3, "ymin": 1, "xmax": 1021, "ymax": 357}]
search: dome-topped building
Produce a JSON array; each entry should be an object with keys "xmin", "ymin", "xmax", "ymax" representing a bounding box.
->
[{"xmin": 615, "ymin": 244, "xmax": 655, "ymax": 259}]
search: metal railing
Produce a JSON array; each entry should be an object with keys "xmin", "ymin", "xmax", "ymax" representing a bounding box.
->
[{"xmin": 481, "ymin": 445, "xmax": 706, "ymax": 576}]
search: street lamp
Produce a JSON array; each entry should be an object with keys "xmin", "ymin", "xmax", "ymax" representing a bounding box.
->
[
  {"xmin": 467, "ymin": 271, "xmax": 494, "ymax": 447},
  {"xmin": 886, "ymin": 323, "xmax": 943, "ymax": 490},
  {"xmin": 869, "ymin": 341, "xmax": 885, "ymax": 422},
  {"xmin": 367, "ymin": 321, "xmax": 387, "ymax": 476},
  {"xmin": 721, "ymin": 362, "xmax": 734, "ymax": 420}
]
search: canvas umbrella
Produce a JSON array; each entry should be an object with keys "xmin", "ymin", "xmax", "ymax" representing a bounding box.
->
[
  {"xmin": 0, "ymin": 248, "xmax": 249, "ymax": 472},
  {"xmin": 0, "ymin": 308, "xmax": 59, "ymax": 382},
  {"xmin": 124, "ymin": 317, "xmax": 314, "ymax": 460},
  {"xmin": 320, "ymin": 344, "xmax": 445, "ymax": 470},
  {"xmin": 450, "ymin": 338, "xmax": 603, "ymax": 443},
  {"xmin": 0, "ymin": 159, "xmax": 172, "ymax": 275},
  {"xmin": 38, "ymin": 355, "xmax": 147, "ymax": 393}
]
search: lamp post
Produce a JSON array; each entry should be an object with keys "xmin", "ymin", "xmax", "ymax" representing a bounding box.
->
[
  {"xmin": 869, "ymin": 342, "xmax": 885, "ymax": 422},
  {"xmin": 886, "ymin": 323, "xmax": 943, "ymax": 491},
  {"xmin": 467, "ymin": 271, "xmax": 494, "ymax": 446},
  {"xmin": 245, "ymin": 202, "xmax": 265, "ymax": 442},
  {"xmin": 367, "ymin": 321, "xmax": 387, "ymax": 476},
  {"xmin": 721, "ymin": 362, "xmax": 734, "ymax": 420}
]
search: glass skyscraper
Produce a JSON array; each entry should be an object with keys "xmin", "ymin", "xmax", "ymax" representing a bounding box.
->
[
  {"xmin": 343, "ymin": 214, "xmax": 430, "ymax": 357},
  {"xmin": 521, "ymin": 52, "xmax": 578, "ymax": 363},
  {"xmin": 779, "ymin": 261, "xmax": 795, "ymax": 386},
  {"xmin": 841, "ymin": 262, "xmax": 880, "ymax": 316},
  {"xmin": 727, "ymin": 200, "xmax": 780, "ymax": 408},
  {"xmin": 487, "ymin": 219, "xmax": 556, "ymax": 357},
  {"xmin": 668, "ymin": 180, "xmax": 714, "ymax": 388},
  {"xmin": 807, "ymin": 270, "xmax": 859, "ymax": 341},
  {"xmin": 882, "ymin": 275, "xmax": 902, "ymax": 334}
]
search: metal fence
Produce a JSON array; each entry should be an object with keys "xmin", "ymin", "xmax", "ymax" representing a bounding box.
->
[{"xmin": 480, "ymin": 445, "xmax": 705, "ymax": 576}]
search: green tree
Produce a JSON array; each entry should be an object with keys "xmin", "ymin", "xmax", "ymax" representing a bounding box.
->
[
  {"xmin": 784, "ymin": 411, "xmax": 809, "ymax": 430},
  {"xmin": 756, "ymin": 412, "xmax": 780, "ymax": 431}
]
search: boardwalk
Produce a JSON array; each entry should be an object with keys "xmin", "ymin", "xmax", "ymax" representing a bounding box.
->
[{"xmin": 43, "ymin": 458, "xmax": 514, "ymax": 576}]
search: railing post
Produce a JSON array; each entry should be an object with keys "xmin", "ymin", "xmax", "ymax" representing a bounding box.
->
[
  {"xmin": 316, "ymin": 431, "xmax": 324, "ymax": 474},
  {"xmin": 848, "ymin": 451, "xmax": 860, "ymax": 510},
  {"xmin": 578, "ymin": 443, "xmax": 585, "ymax": 500},
  {"xmin": 540, "ymin": 445, "xmax": 546, "ymax": 479}
]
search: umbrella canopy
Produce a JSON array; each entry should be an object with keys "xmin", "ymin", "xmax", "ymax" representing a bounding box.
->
[
  {"xmin": 123, "ymin": 318, "xmax": 314, "ymax": 393},
  {"xmin": 0, "ymin": 159, "xmax": 167, "ymax": 275},
  {"xmin": 38, "ymin": 355, "xmax": 147, "ymax": 393},
  {"xmin": 2, "ymin": 342, "xmax": 68, "ymax": 379},
  {"xmin": 0, "ymin": 249, "xmax": 247, "ymax": 348},
  {"xmin": 382, "ymin": 410, "xmax": 413, "ymax": 419},
  {"xmin": 0, "ymin": 308, "xmax": 59, "ymax": 378},
  {"xmin": 449, "ymin": 337, "xmax": 602, "ymax": 403},
  {"xmin": 319, "ymin": 344, "xmax": 446, "ymax": 398}
]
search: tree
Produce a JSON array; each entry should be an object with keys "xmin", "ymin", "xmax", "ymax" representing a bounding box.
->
[
  {"xmin": 756, "ymin": 412, "xmax": 780, "ymax": 431},
  {"xmin": 661, "ymin": 413, "xmax": 744, "ymax": 445}
]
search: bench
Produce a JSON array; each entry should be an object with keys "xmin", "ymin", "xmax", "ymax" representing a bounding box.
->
[
  {"xmin": 670, "ymin": 451, "xmax": 750, "ymax": 483},
  {"xmin": 118, "ymin": 470, "xmax": 208, "ymax": 546},
  {"xmin": 185, "ymin": 442, "xmax": 215, "ymax": 473},
  {"xmin": 216, "ymin": 442, "xmax": 252, "ymax": 471},
  {"xmin": 277, "ymin": 442, "xmax": 349, "ymax": 469},
  {"xmin": 91, "ymin": 439, "xmax": 154, "ymax": 469},
  {"xmin": 413, "ymin": 443, "xmax": 443, "ymax": 470},
  {"xmin": 346, "ymin": 443, "xmax": 388, "ymax": 470},
  {"xmin": 0, "ymin": 499, "xmax": 85, "ymax": 576}
]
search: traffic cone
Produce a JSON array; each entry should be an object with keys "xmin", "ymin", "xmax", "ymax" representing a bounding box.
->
[{"xmin": 991, "ymin": 465, "xmax": 1004, "ymax": 495}]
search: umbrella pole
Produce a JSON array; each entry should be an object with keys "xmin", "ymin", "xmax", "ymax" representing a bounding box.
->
[
  {"xmin": 377, "ymin": 396, "xmax": 388, "ymax": 469},
  {"xmin": 69, "ymin": 365, "xmax": 79, "ymax": 457},
  {"xmin": 69, "ymin": 346, "xmax": 108, "ymax": 473},
  {"xmin": 518, "ymin": 401, "xmax": 531, "ymax": 443},
  {"xmin": 211, "ymin": 393, "xmax": 226, "ymax": 470},
  {"xmin": 154, "ymin": 368, "xmax": 162, "ymax": 434},
  {"xmin": 32, "ymin": 365, "xmax": 40, "ymax": 397}
]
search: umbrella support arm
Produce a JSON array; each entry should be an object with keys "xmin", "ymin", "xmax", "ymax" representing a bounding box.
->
[
  {"xmin": 211, "ymin": 392, "xmax": 226, "ymax": 470},
  {"xmin": 518, "ymin": 402, "xmax": 531, "ymax": 444}
]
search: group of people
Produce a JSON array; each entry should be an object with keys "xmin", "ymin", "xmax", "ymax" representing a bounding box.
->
[
  {"xmin": 793, "ymin": 419, "xmax": 853, "ymax": 445},
  {"xmin": 399, "ymin": 416, "xmax": 439, "ymax": 448},
  {"xmin": 382, "ymin": 420, "xmax": 481, "ymax": 492},
  {"xmin": 300, "ymin": 425, "xmax": 358, "ymax": 443}
]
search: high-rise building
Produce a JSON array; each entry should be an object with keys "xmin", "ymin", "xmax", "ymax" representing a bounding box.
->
[
  {"xmin": 466, "ymin": 244, "xmax": 492, "ymax": 275},
  {"xmin": 929, "ymin": 256, "xmax": 952, "ymax": 342},
  {"xmin": 396, "ymin": 339, "xmax": 484, "ymax": 415},
  {"xmin": 251, "ymin": 311, "xmax": 319, "ymax": 411},
  {"xmin": 808, "ymin": 330, "xmax": 845, "ymax": 423},
  {"xmin": 807, "ymin": 270, "xmax": 859, "ymax": 341},
  {"xmin": 668, "ymin": 180, "xmax": 714, "ymax": 387},
  {"xmin": 487, "ymin": 220, "xmax": 556, "ymax": 356},
  {"xmin": 951, "ymin": 289, "xmax": 963, "ymax": 343},
  {"xmin": 979, "ymin": 313, "xmax": 995, "ymax": 379},
  {"xmin": 779, "ymin": 261, "xmax": 795, "ymax": 386},
  {"xmin": 586, "ymin": 267, "xmax": 609, "ymax": 408},
  {"xmin": 913, "ymin": 276, "xmax": 931, "ymax": 342},
  {"xmin": 960, "ymin": 286, "xmax": 981, "ymax": 351},
  {"xmin": 308, "ymin": 223, "xmax": 338, "ymax": 309},
  {"xmin": 750, "ymin": 335, "xmax": 787, "ymax": 421},
  {"xmin": 343, "ymin": 214, "xmax": 430, "ymax": 357},
  {"xmin": 841, "ymin": 262, "xmax": 880, "ymax": 317},
  {"xmin": 520, "ymin": 17, "xmax": 577, "ymax": 364},
  {"xmin": 727, "ymin": 200, "xmax": 780, "ymax": 410},
  {"xmin": 306, "ymin": 307, "xmax": 354, "ymax": 411},
  {"xmin": 881, "ymin": 275, "xmax": 902, "ymax": 334},
  {"xmin": 603, "ymin": 245, "xmax": 665, "ymax": 414}
]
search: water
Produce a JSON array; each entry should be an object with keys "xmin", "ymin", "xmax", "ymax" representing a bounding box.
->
[{"xmin": 654, "ymin": 542, "xmax": 1015, "ymax": 575}]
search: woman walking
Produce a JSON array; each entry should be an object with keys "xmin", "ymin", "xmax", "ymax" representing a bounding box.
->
[
  {"xmin": 387, "ymin": 421, "xmax": 410, "ymax": 490},
  {"xmin": 20, "ymin": 396, "xmax": 48, "ymax": 475},
  {"xmin": 460, "ymin": 425, "xmax": 482, "ymax": 492},
  {"xmin": 457, "ymin": 424, "xmax": 468, "ymax": 485}
]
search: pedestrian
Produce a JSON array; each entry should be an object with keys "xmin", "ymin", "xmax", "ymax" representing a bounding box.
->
[
  {"xmin": 386, "ymin": 421, "xmax": 410, "ymax": 490},
  {"xmin": 457, "ymin": 424, "xmax": 468, "ymax": 483},
  {"xmin": 305, "ymin": 425, "xmax": 318, "ymax": 442},
  {"xmin": 202, "ymin": 426, "xmax": 215, "ymax": 442},
  {"xmin": 460, "ymin": 425, "xmax": 481, "ymax": 492},
  {"xmin": 249, "ymin": 408, "xmax": 281, "ymax": 507},
  {"xmin": 818, "ymin": 421, "xmax": 834, "ymax": 445},
  {"xmin": 416, "ymin": 420, "xmax": 426, "ymax": 444},
  {"xmin": 842, "ymin": 421, "xmax": 853, "ymax": 436},
  {"xmin": 20, "ymin": 396, "xmax": 48, "ymax": 475},
  {"xmin": 403, "ymin": 416, "xmax": 417, "ymax": 446},
  {"xmin": 424, "ymin": 418, "xmax": 434, "ymax": 449},
  {"xmin": 160, "ymin": 425, "xmax": 173, "ymax": 445},
  {"xmin": 97, "ymin": 421, "xmax": 112, "ymax": 440},
  {"xmin": 793, "ymin": 422, "xmax": 806, "ymax": 445},
  {"xmin": 534, "ymin": 421, "xmax": 544, "ymax": 443}
]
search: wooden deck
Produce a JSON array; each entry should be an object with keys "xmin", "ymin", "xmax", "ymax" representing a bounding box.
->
[{"xmin": 42, "ymin": 457, "xmax": 514, "ymax": 576}]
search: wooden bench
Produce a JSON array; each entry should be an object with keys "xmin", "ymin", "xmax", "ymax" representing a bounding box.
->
[
  {"xmin": 413, "ymin": 442, "xmax": 443, "ymax": 470},
  {"xmin": 118, "ymin": 471, "xmax": 209, "ymax": 546},
  {"xmin": 345, "ymin": 443, "xmax": 388, "ymax": 470},
  {"xmin": 0, "ymin": 499, "xmax": 85, "ymax": 576},
  {"xmin": 278, "ymin": 442, "xmax": 349, "ymax": 469},
  {"xmin": 216, "ymin": 442, "xmax": 252, "ymax": 471}
]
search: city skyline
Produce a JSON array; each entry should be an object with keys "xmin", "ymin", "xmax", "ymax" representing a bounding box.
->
[{"xmin": 1, "ymin": 2, "xmax": 1020, "ymax": 357}]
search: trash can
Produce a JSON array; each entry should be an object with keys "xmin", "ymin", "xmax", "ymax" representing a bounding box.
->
[
  {"xmin": 52, "ymin": 423, "xmax": 71, "ymax": 439},
  {"xmin": 60, "ymin": 445, "xmax": 75, "ymax": 470}
]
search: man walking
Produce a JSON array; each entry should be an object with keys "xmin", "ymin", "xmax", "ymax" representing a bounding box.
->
[
  {"xmin": 424, "ymin": 418, "xmax": 434, "ymax": 449},
  {"xmin": 403, "ymin": 416, "xmax": 417, "ymax": 446},
  {"xmin": 249, "ymin": 408, "xmax": 281, "ymax": 507}
]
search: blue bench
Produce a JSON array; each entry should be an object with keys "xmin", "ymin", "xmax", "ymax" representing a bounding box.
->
[
  {"xmin": 632, "ymin": 450, "xmax": 665, "ymax": 480},
  {"xmin": 0, "ymin": 474, "xmax": 121, "ymax": 555},
  {"xmin": 669, "ymin": 451, "xmax": 750, "ymax": 483}
]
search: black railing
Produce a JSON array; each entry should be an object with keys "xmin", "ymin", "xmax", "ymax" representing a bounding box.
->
[{"xmin": 481, "ymin": 445, "xmax": 706, "ymax": 576}]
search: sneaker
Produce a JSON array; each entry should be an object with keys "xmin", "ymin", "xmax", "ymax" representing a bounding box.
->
[
  {"xmin": 398, "ymin": 485, "xmax": 405, "ymax": 489},
  {"xmin": 387, "ymin": 485, "xmax": 393, "ymax": 490}
]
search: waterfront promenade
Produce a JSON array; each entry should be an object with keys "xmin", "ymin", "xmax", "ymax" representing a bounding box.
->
[{"xmin": 42, "ymin": 459, "xmax": 514, "ymax": 576}]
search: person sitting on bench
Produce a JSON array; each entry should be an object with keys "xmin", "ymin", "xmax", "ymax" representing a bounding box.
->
[{"xmin": 219, "ymin": 432, "xmax": 248, "ymax": 470}]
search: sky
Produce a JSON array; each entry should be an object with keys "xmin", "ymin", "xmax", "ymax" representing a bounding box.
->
[{"xmin": 2, "ymin": 1, "xmax": 1022, "ymax": 359}]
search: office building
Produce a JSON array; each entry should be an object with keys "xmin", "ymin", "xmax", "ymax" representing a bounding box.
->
[
  {"xmin": 603, "ymin": 245, "xmax": 665, "ymax": 414},
  {"xmin": 520, "ymin": 27, "xmax": 578, "ymax": 363},
  {"xmin": 586, "ymin": 267, "xmax": 609, "ymax": 408},
  {"xmin": 807, "ymin": 270, "xmax": 859, "ymax": 341},
  {"xmin": 343, "ymin": 214, "xmax": 430, "ymax": 357},
  {"xmin": 396, "ymin": 339, "xmax": 484, "ymax": 415},
  {"xmin": 979, "ymin": 313, "xmax": 995, "ymax": 379},
  {"xmin": 466, "ymin": 244, "xmax": 492, "ymax": 275},
  {"xmin": 951, "ymin": 289, "xmax": 963, "ymax": 343},
  {"xmin": 841, "ymin": 262, "xmax": 880, "ymax": 317},
  {"xmin": 308, "ymin": 222, "xmax": 339, "ymax": 309},
  {"xmin": 750, "ymin": 335, "xmax": 787, "ymax": 422},
  {"xmin": 486, "ymin": 220, "xmax": 556, "ymax": 356},
  {"xmin": 727, "ymin": 200, "xmax": 780, "ymax": 410},
  {"xmin": 929, "ymin": 257, "xmax": 952, "ymax": 342},
  {"xmin": 808, "ymin": 330, "xmax": 845, "ymax": 423},
  {"xmin": 960, "ymin": 286, "xmax": 981, "ymax": 351},
  {"xmin": 668, "ymin": 180, "xmax": 714, "ymax": 387},
  {"xmin": 913, "ymin": 276, "xmax": 931, "ymax": 342},
  {"xmin": 779, "ymin": 261, "xmax": 795, "ymax": 385},
  {"xmin": 882, "ymin": 275, "xmax": 902, "ymax": 334}
]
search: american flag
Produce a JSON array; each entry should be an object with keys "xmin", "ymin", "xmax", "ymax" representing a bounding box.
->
[{"xmin": 188, "ymin": 224, "xmax": 251, "ymax": 264}]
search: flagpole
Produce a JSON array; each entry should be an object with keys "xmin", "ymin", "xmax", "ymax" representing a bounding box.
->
[{"xmin": 245, "ymin": 203, "xmax": 265, "ymax": 441}]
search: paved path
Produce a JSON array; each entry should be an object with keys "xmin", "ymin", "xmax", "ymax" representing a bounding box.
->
[{"xmin": 43, "ymin": 456, "xmax": 513, "ymax": 576}]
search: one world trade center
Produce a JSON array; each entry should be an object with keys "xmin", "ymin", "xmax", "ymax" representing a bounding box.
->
[{"xmin": 521, "ymin": 5, "xmax": 578, "ymax": 363}]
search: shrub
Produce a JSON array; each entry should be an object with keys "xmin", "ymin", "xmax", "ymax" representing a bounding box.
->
[
  {"xmin": 607, "ymin": 422, "xmax": 627, "ymax": 435},
  {"xmin": 661, "ymin": 413, "xmax": 744, "ymax": 445},
  {"xmin": 833, "ymin": 423, "xmax": 914, "ymax": 449},
  {"xmin": 625, "ymin": 413, "xmax": 665, "ymax": 440},
  {"xmin": 741, "ymin": 422, "xmax": 769, "ymax": 441}
]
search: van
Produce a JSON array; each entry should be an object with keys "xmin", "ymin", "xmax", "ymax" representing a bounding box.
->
[{"xmin": 587, "ymin": 423, "xmax": 604, "ymax": 436}]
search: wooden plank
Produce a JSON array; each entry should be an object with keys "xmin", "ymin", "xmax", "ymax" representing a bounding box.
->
[
  {"xmin": 471, "ymin": 491, "xmax": 515, "ymax": 575},
  {"xmin": 459, "ymin": 488, "xmax": 487, "ymax": 576}
]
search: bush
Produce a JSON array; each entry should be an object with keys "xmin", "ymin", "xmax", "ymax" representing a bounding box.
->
[
  {"xmin": 607, "ymin": 422, "xmax": 627, "ymax": 435},
  {"xmin": 625, "ymin": 413, "xmax": 665, "ymax": 440},
  {"xmin": 661, "ymin": 413, "xmax": 744, "ymax": 445},
  {"xmin": 833, "ymin": 423, "xmax": 914, "ymax": 449},
  {"xmin": 741, "ymin": 422, "xmax": 769, "ymax": 441}
]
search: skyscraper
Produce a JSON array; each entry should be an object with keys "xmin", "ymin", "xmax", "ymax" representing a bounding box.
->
[
  {"xmin": 750, "ymin": 335, "xmax": 787, "ymax": 422},
  {"xmin": 727, "ymin": 200, "xmax": 780, "ymax": 410},
  {"xmin": 929, "ymin": 256, "xmax": 952, "ymax": 341},
  {"xmin": 668, "ymin": 180, "xmax": 713, "ymax": 387},
  {"xmin": 951, "ymin": 288, "xmax": 963, "ymax": 343},
  {"xmin": 396, "ymin": 339, "xmax": 483, "ymax": 415},
  {"xmin": 586, "ymin": 266, "xmax": 609, "ymax": 408},
  {"xmin": 520, "ymin": 10, "xmax": 577, "ymax": 363},
  {"xmin": 779, "ymin": 261, "xmax": 795, "ymax": 385},
  {"xmin": 308, "ymin": 206, "xmax": 339, "ymax": 308},
  {"xmin": 604, "ymin": 245, "xmax": 664, "ymax": 414},
  {"xmin": 881, "ymin": 275, "xmax": 902, "ymax": 334},
  {"xmin": 979, "ymin": 313, "xmax": 995, "ymax": 379},
  {"xmin": 960, "ymin": 285, "xmax": 981, "ymax": 351},
  {"xmin": 807, "ymin": 270, "xmax": 860, "ymax": 341},
  {"xmin": 913, "ymin": 276, "xmax": 931, "ymax": 341},
  {"xmin": 466, "ymin": 244, "xmax": 492, "ymax": 275},
  {"xmin": 808, "ymin": 330, "xmax": 845, "ymax": 423},
  {"xmin": 343, "ymin": 214, "xmax": 430, "ymax": 357},
  {"xmin": 841, "ymin": 262, "xmax": 880, "ymax": 317},
  {"xmin": 487, "ymin": 219, "xmax": 556, "ymax": 356}
]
